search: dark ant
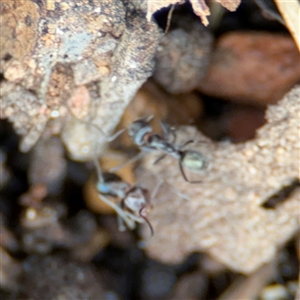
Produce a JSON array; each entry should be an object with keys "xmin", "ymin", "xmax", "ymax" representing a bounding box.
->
[
  {"xmin": 58, "ymin": 107, "xmax": 157, "ymax": 234},
  {"xmin": 94, "ymin": 155, "xmax": 155, "ymax": 236},
  {"xmin": 127, "ymin": 116, "xmax": 208, "ymax": 183}
]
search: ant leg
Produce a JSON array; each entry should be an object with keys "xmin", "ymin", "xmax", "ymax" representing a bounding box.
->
[
  {"xmin": 180, "ymin": 139, "xmax": 210, "ymax": 151},
  {"xmin": 157, "ymin": 175, "xmax": 190, "ymax": 200},
  {"xmin": 160, "ymin": 121, "xmax": 177, "ymax": 143},
  {"xmin": 66, "ymin": 106, "xmax": 120, "ymax": 142},
  {"xmin": 151, "ymin": 178, "xmax": 164, "ymax": 199},
  {"xmin": 93, "ymin": 141, "xmax": 105, "ymax": 185},
  {"xmin": 124, "ymin": 212, "xmax": 144, "ymax": 223},
  {"xmin": 92, "ymin": 132, "xmax": 138, "ymax": 227},
  {"xmin": 120, "ymin": 195, "xmax": 144, "ymax": 224},
  {"xmin": 105, "ymin": 128, "xmax": 126, "ymax": 142},
  {"xmin": 179, "ymin": 139, "xmax": 195, "ymax": 150},
  {"xmin": 153, "ymin": 154, "xmax": 167, "ymax": 165},
  {"xmin": 142, "ymin": 115, "xmax": 154, "ymax": 123},
  {"xmin": 99, "ymin": 194, "xmax": 135, "ymax": 229},
  {"xmin": 109, "ymin": 151, "xmax": 145, "ymax": 173},
  {"xmin": 117, "ymin": 214, "xmax": 127, "ymax": 232},
  {"xmin": 118, "ymin": 209, "xmax": 147, "ymax": 231},
  {"xmin": 160, "ymin": 121, "xmax": 170, "ymax": 136},
  {"xmin": 179, "ymin": 159, "xmax": 202, "ymax": 184}
]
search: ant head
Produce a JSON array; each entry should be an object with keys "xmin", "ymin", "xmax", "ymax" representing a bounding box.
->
[
  {"xmin": 128, "ymin": 117, "xmax": 153, "ymax": 146},
  {"xmin": 124, "ymin": 186, "xmax": 149, "ymax": 213},
  {"xmin": 181, "ymin": 150, "xmax": 208, "ymax": 171}
]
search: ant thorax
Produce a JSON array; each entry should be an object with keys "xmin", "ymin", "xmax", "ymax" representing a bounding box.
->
[
  {"xmin": 123, "ymin": 186, "xmax": 149, "ymax": 214},
  {"xmin": 96, "ymin": 173, "xmax": 130, "ymax": 199},
  {"xmin": 148, "ymin": 135, "xmax": 177, "ymax": 155},
  {"xmin": 128, "ymin": 120, "xmax": 152, "ymax": 146}
]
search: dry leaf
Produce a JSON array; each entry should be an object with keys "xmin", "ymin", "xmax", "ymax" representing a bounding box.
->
[
  {"xmin": 274, "ymin": 0, "xmax": 300, "ymax": 52},
  {"xmin": 146, "ymin": 0, "xmax": 184, "ymax": 22},
  {"xmin": 147, "ymin": 0, "xmax": 241, "ymax": 26},
  {"xmin": 216, "ymin": 0, "xmax": 241, "ymax": 11}
]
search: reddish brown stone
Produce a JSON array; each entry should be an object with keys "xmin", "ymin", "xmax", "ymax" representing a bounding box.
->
[
  {"xmin": 198, "ymin": 32, "xmax": 300, "ymax": 105},
  {"xmin": 222, "ymin": 106, "xmax": 266, "ymax": 141}
]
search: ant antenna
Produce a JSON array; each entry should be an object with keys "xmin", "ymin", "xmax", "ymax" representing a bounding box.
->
[
  {"xmin": 139, "ymin": 206, "xmax": 154, "ymax": 236},
  {"xmin": 179, "ymin": 159, "xmax": 202, "ymax": 184},
  {"xmin": 100, "ymin": 194, "xmax": 135, "ymax": 230},
  {"xmin": 144, "ymin": 115, "xmax": 154, "ymax": 122}
]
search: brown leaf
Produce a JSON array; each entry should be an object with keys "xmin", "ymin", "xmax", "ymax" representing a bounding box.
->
[
  {"xmin": 147, "ymin": 0, "xmax": 241, "ymax": 26},
  {"xmin": 189, "ymin": 0, "xmax": 210, "ymax": 26},
  {"xmin": 216, "ymin": 0, "xmax": 241, "ymax": 11},
  {"xmin": 274, "ymin": 0, "xmax": 300, "ymax": 52},
  {"xmin": 146, "ymin": 0, "xmax": 184, "ymax": 22}
]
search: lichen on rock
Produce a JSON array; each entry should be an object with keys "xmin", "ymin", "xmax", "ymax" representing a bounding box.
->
[{"xmin": 1, "ymin": 0, "xmax": 161, "ymax": 160}]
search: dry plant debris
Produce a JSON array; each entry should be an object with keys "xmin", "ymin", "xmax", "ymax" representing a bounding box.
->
[
  {"xmin": 146, "ymin": 0, "xmax": 241, "ymax": 26},
  {"xmin": 274, "ymin": 0, "xmax": 300, "ymax": 52},
  {"xmin": 138, "ymin": 85, "xmax": 300, "ymax": 274},
  {"xmin": 1, "ymin": 0, "xmax": 161, "ymax": 160}
]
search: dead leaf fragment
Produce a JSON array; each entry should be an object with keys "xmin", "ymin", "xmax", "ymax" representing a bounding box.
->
[
  {"xmin": 189, "ymin": 0, "xmax": 210, "ymax": 26},
  {"xmin": 146, "ymin": 0, "xmax": 241, "ymax": 26},
  {"xmin": 274, "ymin": 0, "xmax": 300, "ymax": 52},
  {"xmin": 146, "ymin": 0, "xmax": 184, "ymax": 22},
  {"xmin": 216, "ymin": 0, "xmax": 241, "ymax": 12}
]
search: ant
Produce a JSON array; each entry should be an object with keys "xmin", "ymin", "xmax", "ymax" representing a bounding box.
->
[
  {"xmin": 58, "ymin": 107, "xmax": 158, "ymax": 234},
  {"xmin": 93, "ymin": 154, "xmax": 155, "ymax": 236},
  {"xmin": 127, "ymin": 116, "xmax": 208, "ymax": 183}
]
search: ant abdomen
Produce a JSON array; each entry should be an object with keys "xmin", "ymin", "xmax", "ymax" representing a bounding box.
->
[{"xmin": 181, "ymin": 150, "xmax": 208, "ymax": 172}]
